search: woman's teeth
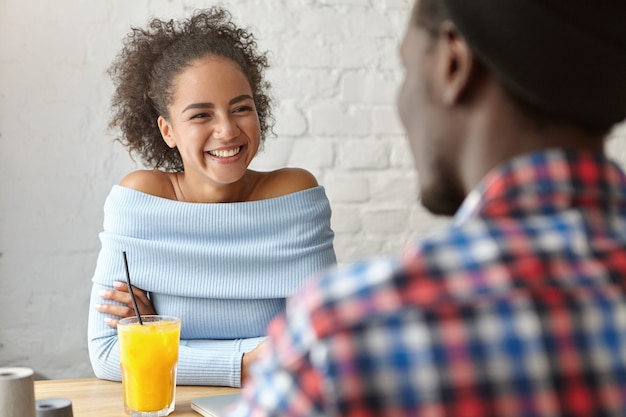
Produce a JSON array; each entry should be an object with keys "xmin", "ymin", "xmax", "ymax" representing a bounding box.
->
[{"xmin": 208, "ymin": 147, "xmax": 241, "ymax": 158}]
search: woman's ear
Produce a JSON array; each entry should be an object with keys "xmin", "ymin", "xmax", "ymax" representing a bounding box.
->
[
  {"xmin": 157, "ymin": 115, "xmax": 177, "ymax": 148},
  {"xmin": 437, "ymin": 21, "xmax": 479, "ymax": 106}
]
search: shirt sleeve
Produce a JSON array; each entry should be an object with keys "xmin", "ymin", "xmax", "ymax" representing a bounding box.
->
[
  {"xmin": 226, "ymin": 313, "xmax": 328, "ymax": 417},
  {"xmin": 87, "ymin": 282, "xmax": 265, "ymax": 387}
]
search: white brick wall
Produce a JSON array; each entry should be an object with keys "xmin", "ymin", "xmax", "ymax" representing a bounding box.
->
[{"xmin": 1, "ymin": 0, "xmax": 625, "ymax": 380}]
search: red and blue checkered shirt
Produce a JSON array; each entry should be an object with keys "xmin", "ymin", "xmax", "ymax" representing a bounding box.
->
[{"xmin": 228, "ymin": 149, "xmax": 626, "ymax": 416}]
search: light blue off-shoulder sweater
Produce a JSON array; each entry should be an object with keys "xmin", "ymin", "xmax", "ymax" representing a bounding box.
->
[{"xmin": 87, "ymin": 185, "xmax": 336, "ymax": 387}]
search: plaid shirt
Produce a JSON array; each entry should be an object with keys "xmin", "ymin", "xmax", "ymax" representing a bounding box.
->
[{"xmin": 228, "ymin": 149, "xmax": 626, "ymax": 417}]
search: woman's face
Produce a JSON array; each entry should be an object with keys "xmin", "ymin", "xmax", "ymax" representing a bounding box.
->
[{"xmin": 158, "ymin": 55, "xmax": 261, "ymax": 187}]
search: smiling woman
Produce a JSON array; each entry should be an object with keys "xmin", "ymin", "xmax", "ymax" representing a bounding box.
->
[
  {"xmin": 152, "ymin": 56, "xmax": 263, "ymax": 201},
  {"xmin": 87, "ymin": 7, "xmax": 336, "ymax": 388}
]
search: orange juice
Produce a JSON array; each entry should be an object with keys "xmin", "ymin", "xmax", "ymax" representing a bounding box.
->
[{"xmin": 118, "ymin": 315, "xmax": 181, "ymax": 416}]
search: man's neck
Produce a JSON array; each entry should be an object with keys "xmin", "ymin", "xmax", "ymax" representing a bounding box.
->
[{"xmin": 458, "ymin": 83, "xmax": 605, "ymax": 194}]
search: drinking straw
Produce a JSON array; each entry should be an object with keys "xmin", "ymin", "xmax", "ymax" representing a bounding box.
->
[{"xmin": 122, "ymin": 251, "xmax": 143, "ymax": 325}]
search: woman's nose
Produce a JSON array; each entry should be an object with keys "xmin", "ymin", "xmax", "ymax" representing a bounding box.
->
[{"xmin": 213, "ymin": 115, "xmax": 240, "ymax": 140}]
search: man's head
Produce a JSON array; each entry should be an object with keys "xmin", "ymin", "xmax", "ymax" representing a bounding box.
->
[
  {"xmin": 398, "ymin": 0, "xmax": 626, "ymax": 216},
  {"xmin": 397, "ymin": 0, "xmax": 475, "ymax": 215}
]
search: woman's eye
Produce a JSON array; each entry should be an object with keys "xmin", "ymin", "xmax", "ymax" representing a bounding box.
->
[
  {"xmin": 233, "ymin": 106, "xmax": 253, "ymax": 113},
  {"xmin": 191, "ymin": 112, "xmax": 210, "ymax": 120}
]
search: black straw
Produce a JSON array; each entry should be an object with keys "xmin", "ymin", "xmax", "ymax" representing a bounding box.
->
[{"xmin": 122, "ymin": 251, "xmax": 143, "ymax": 325}]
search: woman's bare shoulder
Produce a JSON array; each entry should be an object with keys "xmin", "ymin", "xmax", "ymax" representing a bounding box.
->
[
  {"xmin": 119, "ymin": 170, "xmax": 176, "ymax": 199},
  {"xmin": 251, "ymin": 168, "xmax": 319, "ymax": 200}
]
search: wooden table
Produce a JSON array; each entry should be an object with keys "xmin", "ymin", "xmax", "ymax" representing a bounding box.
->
[{"xmin": 35, "ymin": 378, "xmax": 240, "ymax": 416}]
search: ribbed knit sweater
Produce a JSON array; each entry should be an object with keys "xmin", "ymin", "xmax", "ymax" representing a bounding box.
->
[{"xmin": 87, "ymin": 185, "xmax": 336, "ymax": 387}]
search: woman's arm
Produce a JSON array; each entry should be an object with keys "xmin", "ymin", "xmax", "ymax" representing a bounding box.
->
[
  {"xmin": 94, "ymin": 281, "xmax": 156, "ymax": 327},
  {"xmin": 87, "ymin": 282, "xmax": 265, "ymax": 387}
]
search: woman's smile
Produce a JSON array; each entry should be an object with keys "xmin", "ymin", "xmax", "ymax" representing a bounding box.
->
[{"xmin": 206, "ymin": 145, "xmax": 244, "ymax": 160}]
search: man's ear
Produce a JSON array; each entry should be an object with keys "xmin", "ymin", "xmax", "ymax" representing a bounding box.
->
[
  {"xmin": 437, "ymin": 21, "xmax": 479, "ymax": 106},
  {"xmin": 157, "ymin": 115, "xmax": 177, "ymax": 148}
]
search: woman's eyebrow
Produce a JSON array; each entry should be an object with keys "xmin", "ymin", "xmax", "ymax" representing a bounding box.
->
[
  {"xmin": 182, "ymin": 94, "xmax": 253, "ymax": 113},
  {"xmin": 229, "ymin": 94, "xmax": 254, "ymax": 105}
]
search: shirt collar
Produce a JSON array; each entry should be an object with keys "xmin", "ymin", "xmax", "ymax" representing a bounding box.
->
[{"xmin": 453, "ymin": 148, "xmax": 624, "ymax": 225}]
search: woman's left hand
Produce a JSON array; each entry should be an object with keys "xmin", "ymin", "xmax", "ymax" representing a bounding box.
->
[
  {"xmin": 241, "ymin": 339, "xmax": 269, "ymax": 384},
  {"xmin": 95, "ymin": 281, "xmax": 156, "ymax": 328}
]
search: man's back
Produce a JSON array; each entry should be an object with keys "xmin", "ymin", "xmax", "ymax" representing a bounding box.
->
[{"xmin": 230, "ymin": 149, "xmax": 626, "ymax": 416}]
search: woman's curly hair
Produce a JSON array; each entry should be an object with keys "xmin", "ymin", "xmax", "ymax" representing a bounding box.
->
[{"xmin": 108, "ymin": 7, "xmax": 273, "ymax": 172}]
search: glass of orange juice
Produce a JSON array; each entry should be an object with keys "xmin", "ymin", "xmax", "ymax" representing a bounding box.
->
[{"xmin": 118, "ymin": 315, "xmax": 181, "ymax": 417}]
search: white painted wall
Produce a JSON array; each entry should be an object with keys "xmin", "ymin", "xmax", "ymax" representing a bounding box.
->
[{"xmin": 1, "ymin": 0, "xmax": 625, "ymax": 379}]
